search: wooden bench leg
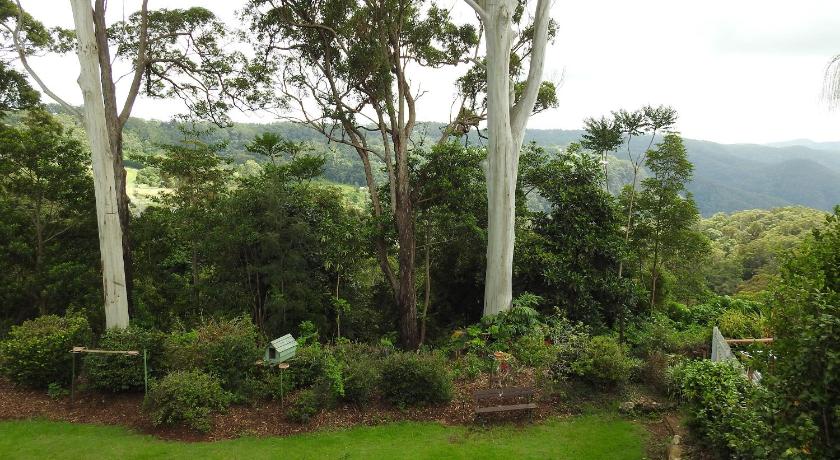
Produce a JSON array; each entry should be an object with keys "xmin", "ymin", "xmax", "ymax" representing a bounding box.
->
[{"xmin": 475, "ymin": 412, "xmax": 486, "ymax": 427}]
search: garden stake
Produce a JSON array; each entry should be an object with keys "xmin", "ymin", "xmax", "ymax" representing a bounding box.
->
[
  {"xmin": 70, "ymin": 351, "xmax": 75, "ymax": 403},
  {"xmin": 143, "ymin": 349, "xmax": 148, "ymax": 395},
  {"xmin": 278, "ymin": 363, "xmax": 290, "ymax": 406}
]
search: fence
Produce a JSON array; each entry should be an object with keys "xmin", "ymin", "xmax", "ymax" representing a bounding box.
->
[{"xmin": 711, "ymin": 326, "xmax": 763, "ymax": 383}]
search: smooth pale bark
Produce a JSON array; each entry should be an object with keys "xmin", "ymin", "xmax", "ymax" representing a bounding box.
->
[
  {"xmin": 93, "ymin": 0, "xmax": 136, "ymax": 316},
  {"xmin": 482, "ymin": 3, "xmax": 516, "ymax": 316},
  {"xmin": 70, "ymin": 0, "xmax": 129, "ymax": 329},
  {"xmin": 469, "ymin": 0, "xmax": 551, "ymax": 316}
]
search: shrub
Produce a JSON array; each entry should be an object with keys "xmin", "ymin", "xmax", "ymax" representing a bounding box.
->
[
  {"xmin": 494, "ymin": 303, "xmax": 543, "ymax": 340},
  {"xmin": 685, "ymin": 298, "xmax": 728, "ymax": 326},
  {"xmin": 640, "ymin": 351, "xmax": 671, "ymax": 390},
  {"xmin": 665, "ymin": 300, "xmax": 691, "ymax": 323},
  {"xmin": 296, "ymin": 320, "xmax": 319, "ymax": 347},
  {"xmin": 314, "ymin": 350, "xmax": 344, "ymax": 405},
  {"xmin": 766, "ymin": 208, "xmax": 840, "ymax": 458},
  {"xmin": 195, "ymin": 316, "xmax": 261, "ymax": 391},
  {"xmin": 452, "ymin": 297, "xmax": 547, "ymax": 356},
  {"xmin": 286, "ymin": 343, "xmax": 344, "ymax": 409},
  {"xmin": 546, "ymin": 320, "xmax": 592, "ymax": 385},
  {"xmin": 162, "ymin": 316, "xmax": 261, "ymax": 394},
  {"xmin": 144, "ymin": 370, "xmax": 229, "ymax": 432},
  {"xmin": 667, "ymin": 359, "xmax": 770, "ymax": 458},
  {"xmin": 626, "ymin": 313, "xmax": 710, "ymax": 357},
  {"xmin": 280, "ymin": 335, "xmax": 357, "ymax": 414},
  {"xmin": 670, "ymin": 325, "xmax": 711, "ymax": 357},
  {"xmin": 84, "ymin": 326, "xmax": 165, "ymax": 392},
  {"xmin": 288, "ymin": 345, "xmax": 325, "ymax": 388},
  {"xmin": 511, "ymin": 333, "xmax": 553, "ymax": 368},
  {"xmin": 380, "ymin": 352, "xmax": 452, "ymax": 407},
  {"xmin": 47, "ymin": 382, "xmax": 69, "ymax": 399},
  {"xmin": 0, "ymin": 314, "xmax": 91, "ymax": 388},
  {"xmin": 287, "ymin": 388, "xmax": 321, "ymax": 423},
  {"xmin": 236, "ymin": 375, "xmax": 270, "ymax": 404},
  {"xmin": 341, "ymin": 355, "xmax": 379, "ymax": 404},
  {"xmin": 686, "ymin": 296, "xmax": 763, "ymax": 328},
  {"xmin": 453, "ymin": 352, "xmax": 489, "ymax": 381},
  {"xmin": 572, "ymin": 335, "xmax": 639, "ymax": 388},
  {"xmin": 718, "ymin": 309, "xmax": 765, "ymax": 339},
  {"xmin": 289, "ymin": 344, "xmax": 341, "ymax": 391},
  {"xmin": 162, "ymin": 330, "xmax": 200, "ymax": 372}
]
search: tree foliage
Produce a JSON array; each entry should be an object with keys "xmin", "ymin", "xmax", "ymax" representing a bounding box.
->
[
  {"xmin": 517, "ymin": 144, "xmax": 634, "ymax": 326},
  {"xmin": 0, "ymin": 110, "xmax": 100, "ymax": 331},
  {"xmin": 630, "ymin": 133, "xmax": 707, "ymax": 306},
  {"xmin": 700, "ymin": 206, "xmax": 827, "ymax": 296},
  {"xmin": 768, "ymin": 207, "xmax": 840, "ymax": 458}
]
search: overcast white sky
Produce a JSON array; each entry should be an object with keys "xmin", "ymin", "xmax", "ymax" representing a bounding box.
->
[{"xmin": 15, "ymin": 0, "xmax": 840, "ymax": 144}]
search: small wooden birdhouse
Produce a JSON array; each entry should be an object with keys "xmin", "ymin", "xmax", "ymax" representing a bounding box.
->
[{"xmin": 264, "ymin": 334, "xmax": 297, "ymax": 365}]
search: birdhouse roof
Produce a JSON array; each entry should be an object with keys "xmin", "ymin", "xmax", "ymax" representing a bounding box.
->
[{"xmin": 269, "ymin": 334, "xmax": 297, "ymax": 351}]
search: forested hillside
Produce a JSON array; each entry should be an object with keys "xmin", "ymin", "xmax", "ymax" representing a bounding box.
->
[
  {"xmin": 699, "ymin": 206, "xmax": 829, "ymax": 296},
  {"xmin": 92, "ymin": 108, "xmax": 840, "ymax": 216}
]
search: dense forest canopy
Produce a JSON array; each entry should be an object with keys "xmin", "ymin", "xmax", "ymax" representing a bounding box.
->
[{"xmin": 5, "ymin": 105, "xmax": 833, "ymax": 339}]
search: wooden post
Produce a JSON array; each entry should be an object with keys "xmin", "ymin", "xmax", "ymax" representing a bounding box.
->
[
  {"xmin": 278, "ymin": 363, "xmax": 290, "ymax": 406},
  {"xmin": 70, "ymin": 352, "xmax": 76, "ymax": 403},
  {"xmin": 143, "ymin": 349, "xmax": 148, "ymax": 394}
]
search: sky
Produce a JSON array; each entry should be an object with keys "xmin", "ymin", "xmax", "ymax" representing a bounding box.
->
[{"xmin": 13, "ymin": 0, "xmax": 840, "ymax": 145}]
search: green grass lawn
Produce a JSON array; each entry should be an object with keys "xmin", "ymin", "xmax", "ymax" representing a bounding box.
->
[{"xmin": 0, "ymin": 415, "xmax": 646, "ymax": 459}]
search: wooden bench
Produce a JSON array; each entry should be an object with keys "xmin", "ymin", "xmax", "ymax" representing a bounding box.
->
[{"xmin": 473, "ymin": 387, "xmax": 537, "ymax": 421}]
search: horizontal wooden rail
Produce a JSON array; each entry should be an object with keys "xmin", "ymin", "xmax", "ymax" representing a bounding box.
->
[
  {"xmin": 724, "ymin": 338, "xmax": 774, "ymax": 345},
  {"xmin": 70, "ymin": 346, "xmax": 139, "ymax": 356}
]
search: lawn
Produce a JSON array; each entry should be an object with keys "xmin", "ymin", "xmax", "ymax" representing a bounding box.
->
[{"xmin": 0, "ymin": 415, "xmax": 646, "ymax": 459}]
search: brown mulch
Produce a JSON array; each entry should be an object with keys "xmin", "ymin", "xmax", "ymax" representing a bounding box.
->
[{"xmin": 0, "ymin": 371, "xmax": 576, "ymax": 442}]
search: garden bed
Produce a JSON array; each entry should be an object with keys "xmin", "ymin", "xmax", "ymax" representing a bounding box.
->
[
  {"xmin": 0, "ymin": 373, "xmax": 572, "ymax": 442},
  {"xmin": 0, "ymin": 377, "xmax": 694, "ymax": 460}
]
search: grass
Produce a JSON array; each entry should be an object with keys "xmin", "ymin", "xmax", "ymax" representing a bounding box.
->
[
  {"xmin": 125, "ymin": 166, "xmax": 370, "ymax": 212},
  {"xmin": 0, "ymin": 415, "xmax": 646, "ymax": 459}
]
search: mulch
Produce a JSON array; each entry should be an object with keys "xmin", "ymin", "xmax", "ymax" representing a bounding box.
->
[{"xmin": 0, "ymin": 371, "xmax": 578, "ymax": 442}]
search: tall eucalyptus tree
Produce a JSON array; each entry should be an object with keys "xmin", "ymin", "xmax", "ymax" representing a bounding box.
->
[
  {"xmin": 460, "ymin": 0, "xmax": 555, "ymax": 315},
  {"xmin": 2, "ymin": 0, "xmax": 256, "ymax": 327},
  {"xmin": 245, "ymin": 0, "xmax": 479, "ymax": 348}
]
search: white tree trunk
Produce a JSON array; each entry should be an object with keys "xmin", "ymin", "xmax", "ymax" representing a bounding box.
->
[
  {"xmin": 469, "ymin": 0, "xmax": 552, "ymax": 316},
  {"xmin": 70, "ymin": 0, "xmax": 129, "ymax": 329},
  {"xmin": 482, "ymin": 0, "xmax": 517, "ymax": 316}
]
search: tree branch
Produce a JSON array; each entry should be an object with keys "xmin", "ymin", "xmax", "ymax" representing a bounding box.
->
[
  {"xmin": 463, "ymin": 0, "xmax": 489, "ymax": 22},
  {"xmin": 118, "ymin": 0, "xmax": 149, "ymax": 127},
  {"xmin": 6, "ymin": 0, "xmax": 80, "ymax": 117},
  {"xmin": 511, "ymin": 0, "xmax": 552, "ymax": 136}
]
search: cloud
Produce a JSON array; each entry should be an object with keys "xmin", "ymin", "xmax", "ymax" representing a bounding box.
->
[{"xmin": 713, "ymin": 22, "xmax": 840, "ymax": 57}]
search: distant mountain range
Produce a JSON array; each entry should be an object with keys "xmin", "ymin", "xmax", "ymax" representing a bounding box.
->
[
  {"xmin": 766, "ymin": 139, "xmax": 840, "ymax": 151},
  {"xmin": 522, "ymin": 130, "xmax": 840, "ymax": 216}
]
